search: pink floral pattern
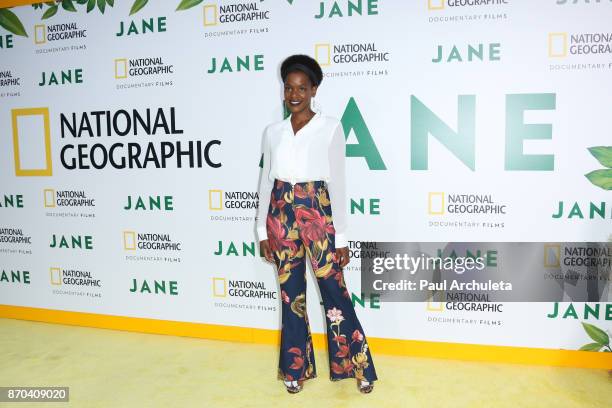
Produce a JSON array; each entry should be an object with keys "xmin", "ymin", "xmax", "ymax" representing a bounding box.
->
[{"xmin": 266, "ymin": 179, "xmax": 377, "ymax": 384}]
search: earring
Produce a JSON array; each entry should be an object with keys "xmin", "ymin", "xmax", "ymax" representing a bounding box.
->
[{"xmin": 311, "ymin": 97, "xmax": 316, "ymax": 110}]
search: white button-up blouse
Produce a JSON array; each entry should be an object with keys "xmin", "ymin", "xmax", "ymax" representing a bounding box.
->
[{"xmin": 256, "ymin": 109, "xmax": 348, "ymax": 248}]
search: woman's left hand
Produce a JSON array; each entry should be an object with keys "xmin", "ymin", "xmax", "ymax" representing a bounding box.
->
[{"xmin": 336, "ymin": 246, "xmax": 350, "ymax": 268}]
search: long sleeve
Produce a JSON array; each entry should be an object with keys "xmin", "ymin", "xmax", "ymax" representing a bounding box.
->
[
  {"xmin": 327, "ymin": 121, "xmax": 348, "ymax": 249},
  {"xmin": 256, "ymin": 127, "xmax": 273, "ymax": 242}
]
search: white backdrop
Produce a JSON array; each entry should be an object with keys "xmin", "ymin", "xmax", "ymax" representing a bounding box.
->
[{"xmin": 0, "ymin": 0, "xmax": 610, "ymax": 356}]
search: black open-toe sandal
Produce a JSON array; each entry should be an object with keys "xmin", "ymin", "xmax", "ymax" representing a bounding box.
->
[
  {"xmin": 357, "ymin": 379, "xmax": 374, "ymax": 394},
  {"xmin": 284, "ymin": 379, "xmax": 304, "ymax": 394}
]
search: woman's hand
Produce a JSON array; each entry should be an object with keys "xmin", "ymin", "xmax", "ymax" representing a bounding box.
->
[
  {"xmin": 260, "ymin": 239, "xmax": 274, "ymax": 263},
  {"xmin": 336, "ymin": 246, "xmax": 350, "ymax": 268}
]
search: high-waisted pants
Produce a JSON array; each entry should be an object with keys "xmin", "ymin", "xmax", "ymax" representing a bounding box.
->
[{"xmin": 265, "ymin": 179, "xmax": 378, "ymax": 383}]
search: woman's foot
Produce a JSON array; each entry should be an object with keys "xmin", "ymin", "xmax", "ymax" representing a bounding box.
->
[
  {"xmin": 357, "ymin": 379, "xmax": 374, "ymax": 394},
  {"xmin": 284, "ymin": 379, "xmax": 304, "ymax": 394}
]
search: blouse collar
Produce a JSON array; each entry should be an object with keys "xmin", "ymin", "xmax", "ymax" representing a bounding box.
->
[{"xmin": 284, "ymin": 108, "xmax": 322, "ymax": 133}]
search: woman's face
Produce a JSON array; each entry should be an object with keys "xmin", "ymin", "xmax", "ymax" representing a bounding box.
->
[{"xmin": 284, "ymin": 71, "xmax": 317, "ymax": 116}]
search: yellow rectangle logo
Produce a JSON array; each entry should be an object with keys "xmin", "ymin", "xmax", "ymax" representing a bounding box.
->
[
  {"xmin": 428, "ymin": 192, "xmax": 445, "ymax": 215},
  {"xmin": 315, "ymin": 43, "xmax": 331, "ymax": 66},
  {"xmin": 34, "ymin": 24, "xmax": 46, "ymax": 44},
  {"xmin": 212, "ymin": 277, "xmax": 227, "ymax": 297},
  {"xmin": 123, "ymin": 231, "xmax": 136, "ymax": 250},
  {"xmin": 114, "ymin": 58, "xmax": 127, "ymax": 79},
  {"xmin": 548, "ymin": 33, "xmax": 567, "ymax": 58},
  {"xmin": 12, "ymin": 107, "xmax": 53, "ymax": 177},
  {"xmin": 44, "ymin": 188, "xmax": 55, "ymax": 207},
  {"xmin": 203, "ymin": 4, "xmax": 218, "ymax": 26},
  {"xmin": 544, "ymin": 244, "xmax": 561, "ymax": 268},
  {"xmin": 209, "ymin": 189, "xmax": 223, "ymax": 211},
  {"xmin": 426, "ymin": 290, "xmax": 444, "ymax": 311},
  {"xmin": 428, "ymin": 0, "xmax": 445, "ymax": 10},
  {"xmin": 50, "ymin": 267, "xmax": 61, "ymax": 285}
]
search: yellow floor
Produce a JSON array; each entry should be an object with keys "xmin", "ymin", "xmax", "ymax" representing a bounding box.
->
[{"xmin": 0, "ymin": 318, "xmax": 610, "ymax": 408}]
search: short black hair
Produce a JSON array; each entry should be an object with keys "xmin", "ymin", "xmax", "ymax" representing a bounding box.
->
[{"xmin": 280, "ymin": 54, "xmax": 323, "ymax": 87}]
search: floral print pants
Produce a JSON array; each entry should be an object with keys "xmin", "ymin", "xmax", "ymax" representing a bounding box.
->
[{"xmin": 266, "ymin": 179, "xmax": 378, "ymax": 383}]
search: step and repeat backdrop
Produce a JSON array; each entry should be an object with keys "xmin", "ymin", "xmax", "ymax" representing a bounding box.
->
[{"xmin": 1, "ymin": 0, "xmax": 611, "ymax": 359}]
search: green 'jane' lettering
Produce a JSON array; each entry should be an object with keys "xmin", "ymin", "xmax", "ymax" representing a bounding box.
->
[
  {"xmin": 214, "ymin": 241, "xmax": 256, "ymax": 256},
  {"xmin": 505, "ymin": 93, "xmax": 555, "ymax": 170},
  {"xmin": 38, "ymin": 69, "xmax": 83, "ymax": 86},
  {"xmin": 0, "ymin": 34, "xmax": 13, "ymax": 49},
  {"xmin": 207, "ymin": 55, "xmax": 264, "ymax": 73},
  {"xmin": 130, "ymin": 278, "xmax": 178, "ymax": 295},
  {"xmin": 411, "ymin": 95, "xmax": 475, "ymax": 170},
  {"xmin": 0, "ymin": 194, "xmax": 24, "ymax": 208},
  {"xmin": 116, "ymin": 17, "xmax": 167, "ymax": 36},
  {"xmin": 341, "ymin": 97, "xmax": 386, "ymax": 170},
  {"xmin": 0, "ymin": 270, "xmax": 30, "ymax": 284},
  {"xmin": 315, "ymin": 0, "xmax": 378, "ymax": 19}
]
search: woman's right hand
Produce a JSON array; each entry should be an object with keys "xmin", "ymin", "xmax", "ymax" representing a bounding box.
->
[{"xmin": 260, "ymin": 239, "xmax": 274, "ymax": 263}]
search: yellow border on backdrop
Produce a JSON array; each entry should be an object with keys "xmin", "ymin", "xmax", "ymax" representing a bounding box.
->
[
  {"xmin": 0, "ymin": 0, "xmax": 43, "ymax": 7},
  {"xmin": 1, "ymin": 305, "xmax": 610, "ymax": 369}
]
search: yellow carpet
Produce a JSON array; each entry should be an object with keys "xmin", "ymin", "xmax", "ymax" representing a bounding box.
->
[{"xmin": 0, "ymin": 318, "xmax": 610, "ymax": 408}]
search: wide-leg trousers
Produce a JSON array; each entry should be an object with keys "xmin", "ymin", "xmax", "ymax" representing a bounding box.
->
[{"xmin": 265, "ymin": 179, "xmax": 378, "ymax": 383}]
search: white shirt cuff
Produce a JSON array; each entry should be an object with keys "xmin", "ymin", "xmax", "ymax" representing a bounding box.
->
[
  {"xmin": 257, "ymin": 226, "xmax": 268, "ymax": 243},
  {"xmin": 335, "ymin": 233, "xmax": 348, "ymax": 249}
]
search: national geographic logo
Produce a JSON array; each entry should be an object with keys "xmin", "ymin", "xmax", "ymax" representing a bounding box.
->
[
  {"xmin": 33, "ymin": 22, "xmax": 87, "ymax": 54},
  {"xmin": 426, "ymin": 292, "xmax": 504, "ymax": 327},
  {"xmin": 0, "ymin": 269, "xmax": 30, "ymax": 285},
  {"xmin": 428, "ymin": 192, "xmax": 507, "ymax": 215},
  {"xmin": 563, "ymin": 246, "xmax": 612, "ymax": 270},
  {"xmin": 209, "ymin": 189, "xmax": 258, "ymax": 223},
  {"xmin": 203, "ymin": 2, "xmax": 270, "ymax": 26},
  {"xmin": 548, "ymin": 32, "xmax": 612, "ymax": 71},
  {"xmin": 544, "ymin": 244, "xmax": 611, "ymax": 269},
  {"xmin": 123, "ymin": 231, "xmax": 182, "ymax": 251},
  {"xmin": 212, "ymin": 277, "xmax": 277, "ymax": 299},
  {"xmin": 315, "ymin": 42, "xmax": 390, "ymax": 77},
  {"xmin": 0, "ymin": 228, "xmax": 32, "ymax": 245},
  {"xmin": 44, "ymin": 189, "xmax": 95, "ymax": 208},
  {"xmin": 114, "ymin": 57, "xmax": 174, "ymax": 78},
  {"xmin": 543, "ymin": 244, "xmax": 561, "ymax": 268},
  {"xmin": 59, "ymin": 107, "xmax": 221, "ymax": 170},
  {"xmin": 209, "ymin": 190, "xmax": 259, "ymax": 210},
  {"xmin": 202, "ymin": 1, "xmax": 271, "ymax": 38},
  {"xmin": 428, "ymin": 0, "xmax": 508, "ymax": 9},
  {"xmin": 548, "ymin": 32, "xmax": 612, "ymax": 57},
  {"xmin": 427, "ymin": 0, "xmax": 508, "ymax": 24},
  {"xmin": 427, "ymin": 299, "xmax": 504, "ymax": 313},
  {"xmin": 348, "ymin": 241, "xmax": 390, "ymax": 260},
  {"xmin": 0, "ymin": 194, "xmax": 24, "ymax": 209},
  {"xmin": 34, "ymin": 22, "xmax": 87, "ymax": 44},
  {"xmin": 427, "ymin": 192, "xmax": 506, "ymax": 229},
  {"xmin": 11, "ymin": 107, "xmax": 52, "ymax": 177},
  {"xmin": 50, "ymin": 267, "xmax": 101, "ymax": 288},
  {"xmin": 0, "ymin": 70, "xmax": 20, "ymax": 87}
]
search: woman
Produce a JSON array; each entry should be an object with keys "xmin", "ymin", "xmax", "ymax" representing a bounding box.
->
[{"xmin": 256, "ymin": 54, "xmax": 378, "ymax": 394}]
